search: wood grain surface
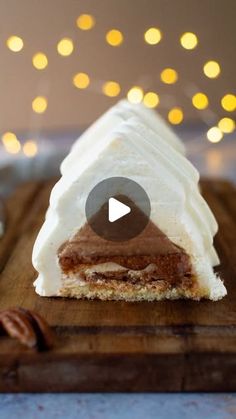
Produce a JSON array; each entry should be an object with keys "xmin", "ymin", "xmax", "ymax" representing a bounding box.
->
[{"xmin": 0, "ymin": 179, "xmax": 235, "ymax": 392}]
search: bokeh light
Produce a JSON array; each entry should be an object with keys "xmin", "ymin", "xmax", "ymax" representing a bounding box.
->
[
  {"xmin": 76, "ymin": 14, "xmax": 95, "ymax": 30},
  {"xmin": 6, "ymin": 35, "xmax": 24, "ymax": 52},
  {"xmin": 32, "ymin": 52, "xmax": 48, "ymax": 70},
  {"xmin": 218, "ymin": 117, "xmax": 235, "ymax": 133},
  {"xmin": 160, "ymin": 68, "xmax": 178, "ymax": 84},
  {"xmin": 23, "ymin": 140, "xmax": 38, "ymax": 157},
  {"xmin": 57, "ymin": 38, "xmax": 74, "ymax": 56},
  {"xmin": 203, "ymin": 60, "xmax": 221, "ymax": 78},
  {"xmin": 144, "ymin": 27, "xmax": 162, "ymax": 45},
  {"xmin": 207, "ymin": 127, "xmax": 223, "ymax": 143},
  {"xmin": 168, "ymin": 108, "xmax": 183, "ymax": 124},
  {"xmin": 102, "ymin": 81, "xmax": 121, "ymax": 97},
  {"xmin": 127, "ymin": 86, "xmax": 144, "ymax": 104},
  {"xmin": 180, "ymin": 32, "xmax": 198, "ymax": 50},
  {"xmin": 1, "ymin": 131, "xmax": 17, "ymax": 146},
  {"xmin": 106, "ymin": 29, "xmax": 123, "ymax": 46},
  {"xmin": 32, "ymin": 96, "xmax": 48, "ymax": 113},
  {"xmin": 73, "ymin": 72, "xmax": 90, "ymax": 89},
  {"xmin": 1, "ymin": 132, "xmax": 21, "ymax": 154},
  {"xmin": 143, "ymin": 92, "xmax": 159, "ymax": 108},
  {"xmin": 221, "ymin": 94, "xmax": 236, "ymax": 112},
  {"xmin": 192, "ymin": 92, "xmax": 209, "ymax": 110}
]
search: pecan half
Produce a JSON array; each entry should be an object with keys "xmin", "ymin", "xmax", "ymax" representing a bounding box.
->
[
  {"xmin": 0, "ymin": 307, "xmax": 54, "ymax": 351},
  {"xmin": 19, "ymin": 308, "xmax": 54, "ymax": 350},
  {"xmin": 0, "ymin": 309, "xmax": 37, "ymax": 348}
]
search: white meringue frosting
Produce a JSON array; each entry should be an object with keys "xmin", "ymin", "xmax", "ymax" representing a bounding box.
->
[{"xmin": 33, "ymin": 101, "xmax": 226, "ymax": 300}]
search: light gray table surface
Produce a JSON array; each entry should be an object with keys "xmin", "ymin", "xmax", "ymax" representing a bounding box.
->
[
  {"xmin": 0, "ymin": 127, "xmax": 235, "ymax": 419},
  {"xmin": 1, "ymin": 393, "xmax": 236, "ymax": 419}
]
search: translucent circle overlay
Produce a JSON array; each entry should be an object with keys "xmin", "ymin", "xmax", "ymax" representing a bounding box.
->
[{"xmin": 85, "ymin": 177, "xmax": 151, "ymax": 242}]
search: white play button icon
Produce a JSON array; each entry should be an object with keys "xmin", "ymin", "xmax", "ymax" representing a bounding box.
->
[
  {"xmin": 108, "ymin": 197, "xmax": 131, "ymax": 223},
  {"xmin": 86, "ymin": 177, "xmax": 151, "ymax": 241}
]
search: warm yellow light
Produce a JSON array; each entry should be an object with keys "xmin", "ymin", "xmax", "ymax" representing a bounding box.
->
[
  {"xmin": 221, "ymin": 94, "xmax": 236, "ymax": 112},
  {"xmin": 32, "ymin": 52, "xmax": 48, "ymax": 70},
  {"xmin": 106, "ymin": 29, "xmax": 123, "ymax": 46},
  {"xmin": 23, "ymin": 140, "xmax": 38, "ymax": 157},
  {"xmin": 73, "ymin": 72, "xmax": 90, "ymax": 89},
  {"xmin": 76, "ymin": 14, "xmax": 95, "ymax": 30},
  {"xmin": 143, "ymin": 92, "xmax": 159, "ymax": 108},
  {"xmin": 102, "ymin": 81, "xmax": 121, "ymax": 97},
  {"xmin": 2, "ymin": 131, "xmax": 17, "ymax": 145},
  {"xmin": 168, "ymin": 108, "xmax": 183, "ymax": 125},
  {"xmin": 192, "ymin": 93, "xmax": 209, "ymax": 110},
  {"xmin": 57, "ymin": 38, "xmax": 74, "ymax": 56},
  {"xmin": 6, "ymin": 35, "xmax": 24, "ymax": 52},
  {"xmin": 180, "ymin": 32, "xmax": 198, "ymax": 50},
  {"xmin": 144, "ymin": 27, "xmax": 162, "ymax": 45},
  {"xmin": 32, "ymin": 96, "xmax": 48, "ymax": 114},
  {"xmin": 160, "ymin": 68, "xmax": 178, "ymax": 84},
  {"xmin": 218, "ymin": 117, "xmax": 235, "ymax": 133},
  {"xmin": 1, "ymin": 132, "xmax": 21, "ymax": 154},
  {"xmin": 207, "ymin": 127, "xmax": 223, "ymax": 143},
  {"xmin": 4, "ymin": 141, "xmax": 21, "ymax": 154},
  {"xmin": 203, "ymin": 60, "xmax": 221, "ymax": 79},
  {"xmin": 127, "ymin": 86, "xmax": 144, "ymax": 104}
]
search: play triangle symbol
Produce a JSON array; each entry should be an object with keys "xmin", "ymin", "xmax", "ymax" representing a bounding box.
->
[{"xmin": 108, "ymin": 197, "xmax": 131, "ymax": 222}]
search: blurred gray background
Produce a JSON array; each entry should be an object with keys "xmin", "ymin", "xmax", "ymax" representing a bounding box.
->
[{"xmin": 0, "ymin": 0, "xmax": 235, "ymax": 130}]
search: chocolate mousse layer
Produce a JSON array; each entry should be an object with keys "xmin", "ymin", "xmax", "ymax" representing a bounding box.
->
[{"xmin": 58, "ymin": 218, "xmax": 193, "ymax": 285}]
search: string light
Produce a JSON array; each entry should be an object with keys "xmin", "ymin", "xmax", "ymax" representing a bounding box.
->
[
  {"xmin": 76, "ymin": 14, "xmax": 95, "ymax": 30},
  {"xmin": 1, "ymin": 132, "xmax": 21, "ymax": 154},
  {"xmin": 127, "ymin": 86, "xmax": 144, "ymax": 104},
  {"xmin": 32, "ymin": 96, "xmax": 48, "ymax": 113},
  {"xmin": 1, "ymin": 131, "xmax": 17, "ymax": 145},
  {"xmin": 218, "ymin": 117, "xmax": 235, "ymax": 133},
  {"xmin": 192, "ymin": 93, "xmax": 209, "ymax": 110},
  {"xmin": 221, "ymin": 94, "xmax": 236, "ymax": 112},
  {"xmin": 4, "ymin": 27, "xmax": 233, "ymax": 145},
  {"xmin": 57, "ymin": 38, "xmax": 74, "ymax": 56},
  {"xmin": 32, "ymin": 52, "xmax": 48, "ymax": 70},
  {"xmin": 160, "ymin": 68, "xmax": 178, "ymax": 84},
  {"xmin": 180, "ymin": 32, "xmax": 198, "ymax": 50},
  {"xmin": 6, "ymin": 36, "xmax": 24, "ymax": 52},
  {"xmin": 144, "ymin": 27, "xmax": 162, "ymax": 45},
  {"xmin": 4, "ymin": 140, "xmax": 21, "ymax": 154},
  {"xmin": 168, "ymin": 108, "xmax": 183, "ymax": 125},
  {"xmin": 73, "ymin": 72, "xmax": 90, "ymax": 89},
  {"xmin": 102, "ymin": 81, "xmax": 121, "ymax": 97},
  {"xmin": 203, "ymin": 60, "xmax": 221, "ymax": 78},
  {"xmin": 106, "ymin": 29, "xmax": 123, "ymax": 46},
  {"xmin": 143, "ymin": 92, "xmax": 159, "ymax": 108},
  {"xmin": 207, "ymin": 127, "xmax": 223, "ymax": 143},
  {"xmin": 23, "ymin": 140, "xmax": 38, "ymax": 157}
]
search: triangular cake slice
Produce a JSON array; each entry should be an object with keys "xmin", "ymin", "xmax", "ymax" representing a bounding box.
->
[
  {"xmin": 58, "ymin": 115, "xmax": 219, "ymax": 267},
  {"xmin": 33, "ymin": 117, "xmax": 226, "ymax": 300},
  {"xmin": 60, "ymin": 99, "xmax": 185, "ymax": 175}
]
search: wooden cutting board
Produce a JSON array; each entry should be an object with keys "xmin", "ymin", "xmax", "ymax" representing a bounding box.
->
[{"xmin": 0, "ymin": 178, "xmax": 236, "ymax": 392}]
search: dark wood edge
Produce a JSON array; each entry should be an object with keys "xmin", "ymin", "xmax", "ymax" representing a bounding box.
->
[{"xmin": 1, "ymin": 351, "xmax": 236, "ymax": 392}]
